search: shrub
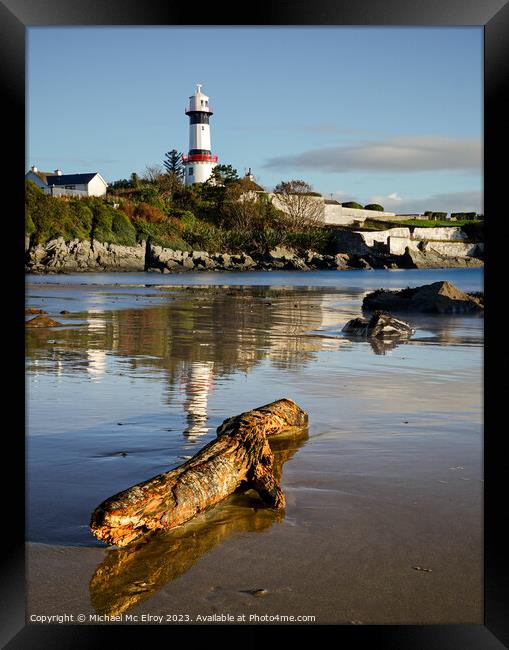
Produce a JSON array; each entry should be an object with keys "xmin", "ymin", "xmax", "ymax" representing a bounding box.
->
[
  {"xmin": 119, "ymin": 198, "xmax": 136, "ymax": 220},
  {"xmin": 137, "ymin": 184, "xmax": 161, "ymax": 206},
  {"xmin": 341, "ymin": 201, "xmax": 364, "ymax": 209},
  {"xmin": 451, "ymin": 212, "xmax": 477, "ymax": 221},
  {"xmin": 134, "ymin": 219, "xmax": 191, "ymax": 250},
  {"xmin": 111, "ymin": 212, "xmax": 137, "ymax": 246},
  {"xmin": 222, "ymin": 229, "xmax": 255, "ymax": 252},
  {"xmin": 91, "ymin": 203, "xmax": 114, "ymax": 243},
  {"xmin": 25, "ymin": 181, "xmax": 94, "ymax": 243},
  {"xmin": 25, "ymin": 211, "xmax": 36, "ymax": 236},
  {"xmin": 182, "ymin": 220, "xmax": 223, "ymax": 251},
  {"xmin": 92, "ymin": 202, "xmax": 136, "ymax": 245},
  {"xmin": 255, "ymin": 227, "xmax": 287, "ymax": 252},
  {"xmin": 134, "ymin": 202, "xmax": 166, "ymax": 223},
  {"xmin": 364, "ymin": 203, "xmax": 384, "ymax": 212},
  {"xmin": 286, "ymin": 229, "xmax": 332, "ymax": 252}
]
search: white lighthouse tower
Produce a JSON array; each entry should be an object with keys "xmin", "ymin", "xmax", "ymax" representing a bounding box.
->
[{"xmin": 183, "ymin": 84, "xmax": 218, "ymax": 185}]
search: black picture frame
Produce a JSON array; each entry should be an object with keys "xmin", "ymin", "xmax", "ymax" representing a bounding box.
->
[{"xmin": 5, "ymin": 0, "xmax": 507, "ymax": 647}]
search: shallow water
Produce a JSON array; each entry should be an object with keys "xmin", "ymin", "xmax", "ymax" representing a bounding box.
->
[{"xmin": 26, "ymin": 269, "xmax": 483, "ymax": 549}]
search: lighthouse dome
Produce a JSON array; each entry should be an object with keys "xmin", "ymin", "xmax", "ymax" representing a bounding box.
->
[{"xmin": 188, "ymin": 84, "xmax": 211, "ymax": 112}]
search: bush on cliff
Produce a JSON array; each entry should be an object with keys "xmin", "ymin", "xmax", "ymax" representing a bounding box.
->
[
  {"xmin": 341, "ymin": 201, "xmax": 364, "ymax": 209},
  {"xmin": 25, "ymin": 181, "xmax": 93, "ymax": 243},
  {"xmin": 25, "ymin": 212, "xmax": 36, "ymax": 237},
  {"xmin": 133, "ymin": 217, "xmax": 190, "ymax": 250},
  {"xmin": 182, "ymin": 220, "xmax": 223, "ymax": 251},
  {"xmin": 91, "ymin": 202, "xmax": 137, "ymax": 246}
]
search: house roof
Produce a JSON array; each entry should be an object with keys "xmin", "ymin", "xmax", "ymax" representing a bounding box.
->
[
  {"xmin": 45, "ymin": 173, "xmax": 99, "ymax": 186},
  {"xmin": 27, "ymin": 170, "xmax": 53, "ymax": 184},
  {"xmin": 324, "ymin": 199, "xmax": 340, "ymax": 204}
]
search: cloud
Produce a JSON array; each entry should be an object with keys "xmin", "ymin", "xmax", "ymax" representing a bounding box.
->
[
  {"xmin": 264, "ymin": 136, "xmax": 482, "ymax": 173},
  {"xmin": 367, "ymin": 190, "xmax": 482, "ymax": 214}
]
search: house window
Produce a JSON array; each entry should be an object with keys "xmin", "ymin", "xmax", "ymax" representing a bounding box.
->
[
  {"xmin": 189, "ymin": 168, "xmax": 193, "ymax": 176},
  {"xmin": 201, "ymin": 100, "xmax": 204, "ymax": 106},
  {"xmin": 202, "ymin": 126, "xmax": 204, "ymax": 131}
]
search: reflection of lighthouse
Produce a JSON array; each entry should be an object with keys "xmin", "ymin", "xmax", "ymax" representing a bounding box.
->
[
  {"xmin": 183, "ymin": 362, "xmax": 214, "ymax": 441},
  {"xmin": 86, "ymin": 314, "xmax": 107, "ymax": 381},
  {"xmin": 183, "ymin": 84, "xmax": 218, "ymax": 185}
]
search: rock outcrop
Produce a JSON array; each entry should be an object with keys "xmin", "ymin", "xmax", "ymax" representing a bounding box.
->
[
  {"xmin": 26, "ymin": 238, "xmax": 146, "ymax": 273},
  {"xmin": 363, "ymin": 281, "xmax": 484, "ymax": 314},
  {"xmin": 343, "ymin": 311, "xmax": 415, "ymax": 338},
  {"xmin": 400, "ymin": 248, "xmax": 484, "ymax": 269},
  {"xmin": 146, "ymin": 243, "xmax": 354, "ymax": 274},
  {"xmin": 25, "ymin": 235, "xmax": 484, "ymax": 275}
]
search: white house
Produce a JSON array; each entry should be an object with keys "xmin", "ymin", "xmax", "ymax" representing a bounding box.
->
[{"xmin": 25, "ymin": 166, "xmax": 108, "ymax": 197}]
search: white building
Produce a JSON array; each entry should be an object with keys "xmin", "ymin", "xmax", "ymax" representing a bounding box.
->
[
  {"xmin": 26, "ymin": 166, "xmax": 108, "ymax": 197},
  {"xmin": 183, "ymin": 84, "xmax": 218, "ymax": 185}
]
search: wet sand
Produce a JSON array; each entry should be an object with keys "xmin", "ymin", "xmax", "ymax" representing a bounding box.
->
[
  {"xmin": 27, "ymin": 429, "xmax": 482, "ymax": 625},
  {"xmin": 26, "ymin": 272, "xmax": 483, "ymax": 625}
]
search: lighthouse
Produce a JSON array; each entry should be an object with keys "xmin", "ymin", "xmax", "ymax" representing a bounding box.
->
[{"xmin": 183, "ymin": 84, "xmax": 218, "ymax": 185}]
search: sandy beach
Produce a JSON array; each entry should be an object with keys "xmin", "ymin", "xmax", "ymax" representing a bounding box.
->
[
  {"xmin": 26, "ymin": 270, "xmax": 483, "ymax": 625},
  {"xmin": 27, "ymin": 427, "xmax": 482, "ymax": 625}
]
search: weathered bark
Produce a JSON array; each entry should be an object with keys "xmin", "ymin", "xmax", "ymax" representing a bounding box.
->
[
  {"xmin": 89, "ymin": 428, "xmax": 308, "ymax": 616},
  {"xmin": 90, "ymin": 398, "xmax": 308, "ymax": 547}
]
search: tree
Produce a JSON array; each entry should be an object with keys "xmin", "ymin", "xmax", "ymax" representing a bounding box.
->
[
  {"xmin": 221, "ymin": 183, "xmax": 266, "ymax": 231},
  {"xmin": 272, "ymin": 180, "xmax": 323, "ymax": 229},
  {"xmin": 208, "ymin": 164, "xmax": 239, "ymax": 186},
  {"xmin": 130, "ymin": 172, "xmax": 140, "ymax": 188},
  {"xmin": 143, "ymin": 165, "xmax": 165, "ymax": 183},
  {"xmin": 364, "ymin": 203, "xmax": 384, "ymax": 212},
  {"xmin": 163, "ymin": 150, "xmax": 184, "ymax": 181}
]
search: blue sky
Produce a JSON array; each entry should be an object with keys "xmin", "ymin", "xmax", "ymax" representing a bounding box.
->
[{"xmin": 27, "ymin": 27, "xmax": 483, "ymax": 213}]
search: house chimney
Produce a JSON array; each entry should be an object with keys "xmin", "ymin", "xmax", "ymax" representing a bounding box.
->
[
  {"xmin": 31, "ymin": 165, "xmax": 38, "ymax": 173},
  {"xmin": 54, "ymin": 169, "xmax": 62, "ymax": 176}
]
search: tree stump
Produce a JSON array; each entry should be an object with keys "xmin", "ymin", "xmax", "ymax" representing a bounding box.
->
[{"xmin": 90, "ymin": 398, "xmax": 308, "ymax": 547}]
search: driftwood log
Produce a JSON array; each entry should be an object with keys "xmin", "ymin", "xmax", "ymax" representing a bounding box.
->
[
  {"xmin": 90, "ymin": 398, "xmax": 308, "ymax": 547},
  {"xmin": 90, "ymin": 427, "xmax": 308, "ymax": 616}
]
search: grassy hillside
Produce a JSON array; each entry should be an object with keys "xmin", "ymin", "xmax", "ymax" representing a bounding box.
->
[{"xmin": 25, "ymin": 177, "xmax": 336, "ymax": 255}]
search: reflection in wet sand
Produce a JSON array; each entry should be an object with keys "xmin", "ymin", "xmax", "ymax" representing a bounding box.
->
[
  {"xmin": 89, "ymin": 428, "xmax": 308, "ymax": 616},
  {"xmin": 26, "ymin": 287, "xmax": 482, "ymax": 390}
]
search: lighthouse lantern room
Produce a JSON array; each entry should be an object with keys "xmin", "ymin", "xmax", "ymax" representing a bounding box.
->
[{"xmin": 183, "ymin": 84, "xmax": 218, "ymax": 185}]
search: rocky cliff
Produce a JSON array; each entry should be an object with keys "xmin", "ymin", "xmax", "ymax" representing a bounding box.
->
[{"xmin": 25, "ymin": 235, "xmax": 484, "ymax": 274}]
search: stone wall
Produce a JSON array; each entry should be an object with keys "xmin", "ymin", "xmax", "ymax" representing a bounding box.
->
[
  {"xmin": 332, "ymin": 225, "xmax": 482, "ymax": 260},
  {"xmin": 323, "ymin": 203, "xmax": 398, "ymax": 226},
  {"xmin": 334, "ymin": 227, "xmax": 412, "ymax": 255},
  {"xmin": 388, "ymin": 236, "xmax": 483, "ymax": 258},
  {"xmin": 411, "ymin": 227, "xmax": 468, "ymax": 241}
]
